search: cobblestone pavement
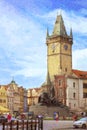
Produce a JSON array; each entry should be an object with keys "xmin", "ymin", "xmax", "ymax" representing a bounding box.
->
[
  {"xmin": 0, "ymin": 120, "xmax": 85, "ymax": 130},
  {"xmin": 51, "ymin": 127, "xmax": 85, "ymax": 129},
  {"xmin": 43, "ymin": 120, "xmax": 85, "ymax": 130},
  {"xmin": 52, "ymin": 128, "xmax": 85, "ymax": 130}
]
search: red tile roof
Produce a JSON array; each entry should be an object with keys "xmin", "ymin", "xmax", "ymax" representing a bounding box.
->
[{"xmin": 72, "ymin": 69, "xmax": 87, "ymax": 79}]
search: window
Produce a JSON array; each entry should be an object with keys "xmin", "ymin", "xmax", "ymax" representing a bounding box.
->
[
  {"xmin": 83, "ymin": 83, "xmax": 87, "ymax": 88},
  {"xmin": 3, "ymin": 100, "xmax": 6, "ymax": 103},
  {"xmin": 74, "ymin": 103, "xmax": 76, "ymax": 107},
  {"xmin": 59, "ymin": 88, "xmax": 63, "ymax": 96},
  {"xmin": 58, "ymin": 80, "xmax": 61, "ymax": 86},
  {"xmin": 83, "ymin": 93, "xmax": 87, "ymax": 98},
  {"xmin": 73, "ymin": 82, "xmax": 75, "ymax": 88},
  {"xmin": 0, "ymin": 99, "xmax": 2, "ymax": 103},
  {"xmin": 65, "ymin": 68, "xmax": 67, "ymax": 72},
  {"xmin": 83, "ymin": 83, "xmax": 87, "ymax": 98},
  {"xmin": 69, "ymin": 103, "xmax": 71, "ymax": 108},
  {"xmin": 58, "ymin": 80, "xmax": 63, "ymax": 86},
  {"xmin": 73, "ymin": 92, "xmax": 76, "ymax": 99}
]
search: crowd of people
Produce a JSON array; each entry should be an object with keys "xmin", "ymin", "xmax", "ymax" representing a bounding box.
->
[{"xmin": 0, "ymin": 111, "xmax": 87, "ymax": 123}]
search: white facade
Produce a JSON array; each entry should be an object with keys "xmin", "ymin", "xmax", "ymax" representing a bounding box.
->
[
  {"xmin": 66, "ymin": 76, "xmax": 87, "ymax": 112},
  {"xmin": 66, "ymin": 77, "xmax": 79, "ymax": 110}
]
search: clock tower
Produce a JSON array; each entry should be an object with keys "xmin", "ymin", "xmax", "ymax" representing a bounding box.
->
[{"xmin": 46, "ymin": 14, "xmax": 73, "ymax": 81}]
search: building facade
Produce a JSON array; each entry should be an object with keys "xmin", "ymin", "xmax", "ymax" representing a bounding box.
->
[
  {"xmin": 0, "ymin": 85, "xmax": 7, "ymax": 109},
  {"xmin": 27, "ymin": 14, "xmax": 87, "ymax": 113},
  {"xmin": 46, "ymin": 15, "xmax": 73, "ymax": 81},
  {"xmin": 28, "ymin": 14, "xmax": 87, "ymax": 113},
  {"xmin": 45, "ymin": 14, "xmax": 87, "ymax": 112},
  {"xmin": 0, "ymin": 80, "xmax": 28, "ymax": 115},
  {"xmin": 27, "ymin": 88, "xmax": 41, "ymax": 106}
]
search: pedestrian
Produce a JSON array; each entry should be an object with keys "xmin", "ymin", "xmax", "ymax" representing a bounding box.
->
[
  {"xmin": 55, "ymin": 112, "xmax": 59, "ymax": 121},
  {"xmin": 72, "ymin": 114, "xmax": 78, "ymax": 121},
  {"xmin": 63, "ymin": 115, "xmax": 66, "ymax": 120},
  {"xmin": 7, "ymin": 113, "xmax": 12, "ymax": 122}
]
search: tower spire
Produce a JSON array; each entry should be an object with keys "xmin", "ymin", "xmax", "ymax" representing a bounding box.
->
[
  {"xmin": 46, "ymin": 28, "xmax": 49, "ymax": 38},
  {"xmin": 52, "ymin": 14, "xmax": 67, "ymax": 36},
  {"xmin": 46, "ymin": 71, "xmax": 51, "ymax": 86},
  {"xmin": 70, "ymin": 27, "xmax": 73, "ymax": 38}
]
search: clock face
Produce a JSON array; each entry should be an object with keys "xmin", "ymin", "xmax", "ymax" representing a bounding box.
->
[
  {"xmin": 64, "ymin": 44, "xmax": 68, "ymax": 50},
  {"xmin": 51, "ymin": 43, "xmax": 56, "ymax": 52},
  {"xmin": 51, "ymin": 43, "xmax": 58, "ymax": 52}
]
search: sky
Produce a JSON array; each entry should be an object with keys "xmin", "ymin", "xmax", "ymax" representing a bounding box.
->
[{"xmin": 0, "ymin": 0, "xmax": 87, "ymax": 89}]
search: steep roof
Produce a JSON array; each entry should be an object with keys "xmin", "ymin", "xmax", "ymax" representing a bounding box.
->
[
  {"xmin": 41, "ymin": 71, "xmax": 51, "ymax": 87},
  {"xmin": 52, "ymin": 14, "xmax": 67, "ymax": 36},
  {"xmin": 72, "ymin": 69, "xmax": 87, "ymax": 79}
]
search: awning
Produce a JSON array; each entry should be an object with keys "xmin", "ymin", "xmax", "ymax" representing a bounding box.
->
[{"xmin": 0, "ymin": 106, "xmax": 10, "ymax": 113}]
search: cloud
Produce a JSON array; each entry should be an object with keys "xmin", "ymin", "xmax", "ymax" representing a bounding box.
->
[
  {"xmin": 0, "ymin": 1, "xmax": 87, "ymax": 87},
  {"xmin": 72, "ymin": 49, "xmax": 87, "ymax": 70},
  {"xmin": 37, "ymin": 8, "xmax": 87, "ymax": 36},
  {"xmin": 13, "ymin": 67, "xmax": 46, "ymax": 77},
  {"xmin": 0, "ymin": 1, "xmax": 47, "ymax": 80}
]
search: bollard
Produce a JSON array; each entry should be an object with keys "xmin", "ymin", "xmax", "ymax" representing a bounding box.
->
[
  {"xmin": 17, "ymin": 120, "xmax": 19, "ymax": 130},
  {"xmin": 10, "ymin": 121, "xmax": 12, "ymax": 130},
  {"xmin": 26, "ymin": 120, "xmax": 28, "ymax": 130},
  {"xmin": 40, "ymin": 117, "xmax": 43, "ymax": 130},
  {"xmin": 2, "ymin": 122, "xmax": 5, "ymax": 130},
  {"xmin": 22, "ymin": 120, "xmax": 24, "ymax": 130}
]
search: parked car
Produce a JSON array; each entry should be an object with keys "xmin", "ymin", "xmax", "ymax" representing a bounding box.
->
[
  {"xmin": 73, "ymin": 117, "xmax": 87, "ymax": 129},
  {"xmin": 0, "ymin": 116, "xmax": 7, "ymax": 123}
]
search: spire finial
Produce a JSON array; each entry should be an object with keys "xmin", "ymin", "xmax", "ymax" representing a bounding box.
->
[
  {"xmin": 46, "ymin": 27, "xmax": 49, "ymax": 37},
  {"xmin": 12, "ymin": 76, "xmax": 14, "ymax": 81},
  {"xmin": 57, "ymin": 9, "xmax": 62, "ymax": 15},
  {"xmin": 70, "ymin": 27, "xmax": 73, "ymax": 38},
  {"xmin": 60, "ymin": 9, "xmax": 62, "ymax": 15},
  {"xmin": 57, "ymin": 11, "xmax": 58, "ymax": 16}
]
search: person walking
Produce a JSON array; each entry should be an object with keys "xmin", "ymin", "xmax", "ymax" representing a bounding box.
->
[
  {"xmin": 7, "ymin": 113, "xmax": 12, "ymax": 122},
  {"xmin": 55, "ymin": 112, "xmax": 59, "ymax": 121},
  {"xmin": 72, "ymin": 114, "xmax": 78, "ymax": 121}
]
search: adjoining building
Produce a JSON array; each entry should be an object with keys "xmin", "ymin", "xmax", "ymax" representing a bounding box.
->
[{"xmin": 0, "ymin": 80, "xmax": 28, "ymax": 115}]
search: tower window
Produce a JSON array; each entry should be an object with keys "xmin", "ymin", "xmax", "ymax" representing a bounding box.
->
[{"xmin": 0, "ymin": 99, "xmax": 2, "ymax": 103}]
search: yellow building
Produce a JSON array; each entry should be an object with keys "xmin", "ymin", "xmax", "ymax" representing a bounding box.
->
[
  {"xmin": 18, "ymin": 86, "xmax": 27, "ymax": 113},
  {"xmin": 6, "ymin": 84, "xmax": 14, "ymax": 114},
  {"xmin": 27, "ymin": 88, "xmax": 41, "ymax": 106},
  {"xmin": 0, "ymin": 85, "xmax": 8, "ymax": 111}
]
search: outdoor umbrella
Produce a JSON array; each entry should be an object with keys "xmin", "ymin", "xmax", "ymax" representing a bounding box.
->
[{"xmin": 0, "ymin": 105, "xmax": 10, "ymax": 113}]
